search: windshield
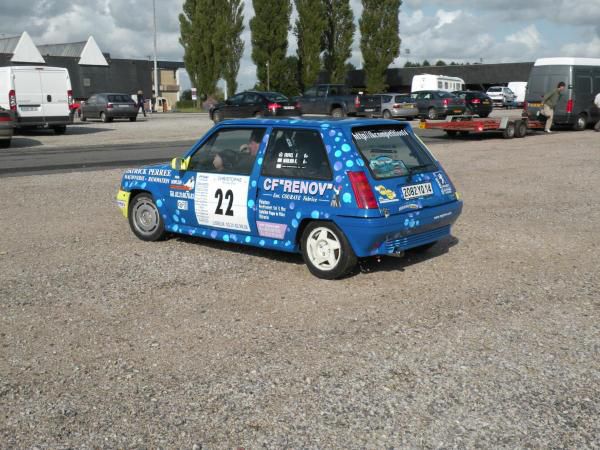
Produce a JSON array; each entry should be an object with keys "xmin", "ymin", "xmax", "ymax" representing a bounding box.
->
[
  {"xmin": 352, "ymin": 125, "xmax": 436, "ymax": 179},
  {"xmin": 263, "ymin": 92, "xmax": 288, "ymax": 102}
]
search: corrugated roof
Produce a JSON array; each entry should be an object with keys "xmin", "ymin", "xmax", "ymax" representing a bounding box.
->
[
  {"xmin": 37, "ymin": 41, "xmax": 86, "ymax": 58},
  {"xmin": 0, "ymin": 36, "xmax": 20, "ymax": 54}
]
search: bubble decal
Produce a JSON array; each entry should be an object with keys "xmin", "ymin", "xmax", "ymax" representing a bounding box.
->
[
  {"xmin": 210, "ymin": 230, "xmax": 217, "ymax": 239},
  {"xmin": 251, "ymin": 180, "xmax": 257, "ymax": 188},
  {"xmin": 245, "ymin": 236, "xmax": 251, "ymax": 243},
  {"xmin": 172, "ymin": 214, "xmax": 180, "ymax": 223},
  {"xmin": 259, "ymin": 240, "xmax": 265, "ymax": 246},
  {"xmin": 345, "ymin": 160, "xmax": 354, "ymax": 168},
  {"xmin": 295, "ymin": 211, "xmax": 301, "ymax": 219},
  {"xmin": 334, "ymin": 150, "xmax": 342, "ymax": 158},
  {"xmin": 156, "ymin": 199, "xmax": 163, "ymax": 207},
  {"xmin": 311, "ymin": 210, "xmax": 319, "ymax": 219},
  {"xmin": 247, "ymin": 199, "xmax": 255, "ymax": 208},
  {"xmin": 292, "ymin": 219, "xmax": 299, "ymax": 228},
  {"xmin": 329, "ymin": 129, "xmax": 336, "ymax": 137},
  {"xmin": 335, "ymin": 175, "xmax": 343, "ymax": 183},
  {"xmin": 341, "ymin": 143, "xmax": 351, "ymax": 152},
  {"xmin": 342, "ymin": 192, "xmax": 352, "ymax": 203},
  {"xmin": 257, "ymin": 157, "xmax": 263, "ymax": 165},
  {"xmin": 173, "ymin": 224, "xmax": 179, "ymax": 232},
  {"xmin": 223, "ymin": 234, "xmax": 230, "ymax": 242},
  {"xmin": 289, "ymin": 202, "xmax": 295, "ymax": 210},
  {"xmin": 333, "ymin": 161, "xmax": 343, "ymax": 171}
]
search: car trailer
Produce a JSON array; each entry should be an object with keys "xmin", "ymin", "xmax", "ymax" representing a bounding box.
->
[{"xmin": 418, "ymin": 115, "xmax": 546, "ymax": 139}]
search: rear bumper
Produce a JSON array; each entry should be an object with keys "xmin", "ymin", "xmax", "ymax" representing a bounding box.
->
[
  {"xmin": 0, "ymin": 127, "xmax": 13, "ymax": 139},
  {"xmin": 16, "ymin": 116, "xmax": 71, "ymax": 127},
  {"xmin": 390, "ymin": 108, "xmax": 418, "ymax": 117},
  {"xmin": 335, "ymin": 200, "xmax": 463, "ymax": 257},
  {"xmin": 107, "ymin": 110, "xmax": 138, "ymax": 118}
]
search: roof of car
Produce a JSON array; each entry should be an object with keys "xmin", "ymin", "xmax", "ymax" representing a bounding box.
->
[{"xmin": 216, "ymin": 117, "xmax": 405, "ymax": 128}]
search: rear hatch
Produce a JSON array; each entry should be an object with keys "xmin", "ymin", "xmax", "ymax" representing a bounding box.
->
[
  {"xmin": 439, "ymin": 92, "xmax": 465, "ymax": 113},
  {"xmin": 107, "ymin": 94, "xmax": 136, "ymax": 112},
  {"xmin": 392, "ymin": 94, "xmax": 416, "ymax": 110},
  {"xmin": 356, "ymin": 95, "xmax": 382, "ymax": 115},
  {"xmin": 262, "ymin": 92, "xmax": 299, "ymax": 115},
  {"xmin": 351, "ymin": 124, "xmax": 456, "ymax": 215}
]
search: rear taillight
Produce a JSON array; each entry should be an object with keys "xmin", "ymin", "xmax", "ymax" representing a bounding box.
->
[
  {"xmin": 471, "ymin": 98, "xmax": 480, "ymax": 104},
  {"xmin": 295, "ymin": 102, "xmax": 300, "ymax": 110},
  {"xmin": 354, "ymin": 95, "xmax": 360, "ymax": 108},
  {"xmin": 443, "ymin": 98, "xmax": 449, "ymax": 106},
  {"xmin": 67, "ymin": 89, "xmax": 73, "ymax": 106},
  {"xmin": 0, "ymin": 115, "xmax": 11, "ymax": 122},
  {"xmin": 566, "ymin": 99, "xmax": 574, "ymax": 113},
  {"xmin": 107, "ymin": 102, "xmax": 113, "ymax": 109},
  {"xmin": 347, "ymin": 171, "xmax": 378, "ymax": 209},
  {"xmin": 523, "ymin": 101, "xmax": 528, "ymax": 110},
  {"xmin": 392, "ymin": 103, "xmax": 402, "ymax": 108},
  {"xmin": 8, "ymin": 89, "xmax": 16, "ymax": 111}
]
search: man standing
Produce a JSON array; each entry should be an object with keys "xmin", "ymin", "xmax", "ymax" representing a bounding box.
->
[
  {"xmin": 136, "ymin": 90, "xmax": 146, "ymax": 117},
  {"xmin": 594, "ymin": 91, "xmax": 600, "ymax": 132},
  {"xmin": 542, "ymin": 81, "xmax": 566, "ymax": 133}
]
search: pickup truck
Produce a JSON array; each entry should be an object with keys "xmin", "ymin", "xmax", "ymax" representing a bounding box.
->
[{"xmin": 296, "ymin": 84, "xmax": 380, "ymax": 117}]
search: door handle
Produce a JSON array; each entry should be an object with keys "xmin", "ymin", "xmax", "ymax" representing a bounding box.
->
[{"xmin": 47, "ymin": 95, "xmax": 52, "ymax": 102}]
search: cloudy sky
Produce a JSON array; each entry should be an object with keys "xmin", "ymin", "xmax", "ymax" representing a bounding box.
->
[{"xmin": 1, "ymin": 0, "xmax": 599, "ymax": 90}]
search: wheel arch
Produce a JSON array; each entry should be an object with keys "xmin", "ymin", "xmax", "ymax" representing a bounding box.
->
[{"xmin": 295, "ymin": 218, "xmax": 350, "ymax": 249}]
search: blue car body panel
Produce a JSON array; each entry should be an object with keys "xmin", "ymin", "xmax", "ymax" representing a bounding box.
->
[{"xmin": 118, "ymin": 117, "xmax": 462, "ymax": 258}]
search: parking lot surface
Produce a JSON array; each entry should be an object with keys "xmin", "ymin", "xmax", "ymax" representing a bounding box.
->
[{"xmin": 1, "ymin": 126, "xmax": 599, "ymax": 447}]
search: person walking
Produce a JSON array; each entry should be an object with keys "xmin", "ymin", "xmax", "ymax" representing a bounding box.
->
[
  {"xmin": 136, "ymin": 90, "xmax": 146, "ymax": 117},
  {"xmin": 541, "ymin": 81, "xmax": 566, "ymax": 133},
  {"xmin": 594, "ymin": 91, "xmax": 600, "ymax": 132}
]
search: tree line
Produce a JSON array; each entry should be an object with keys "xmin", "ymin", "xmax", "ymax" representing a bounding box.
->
[{"xmin": 179, "ymin": 0, "xmax": 402, "ymax": 101}]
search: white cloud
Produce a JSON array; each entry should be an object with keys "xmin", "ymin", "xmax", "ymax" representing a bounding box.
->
[{"xmin": 505, "ymin": 25, "xmax": 541, "ymax": 52}]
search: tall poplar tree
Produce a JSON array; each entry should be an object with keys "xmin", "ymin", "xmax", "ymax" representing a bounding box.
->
[
  {"xmin": 322, "ymin": 0, "xmax": 355, "ymax": 84},
  {"xmin": 359, "ymin": 0, "xmax": 401, "ymax": 92},
  {"xmin": 250, "ymin": 0, "xmax": 292, "ymax": 92},
  {"xmin": 294, "ymin": 0, "xmax": 326, "ymax": 90},
  {"xmin": 222, "ymin": 0, "xmax": 245, "ymax": 97}
]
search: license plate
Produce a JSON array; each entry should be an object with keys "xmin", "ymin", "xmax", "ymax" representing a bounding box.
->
[
  {"xmin": 21, "ymin": 106, "xmax": 38, "ymax": 111},
  {"xmin": 403, "ymin": 104, "xmax": 414, "ymax": 108},
  {"xmin": 365, "ymin": 108, "xmax": 375, "ymax": 112},
  {"xmin": 402, "ymin": 182, "xmax": 433, "ymax": 200},
  {"xmin": 283, "ymin": 106, "xmax": 295, "ymax": 110},
  {"xmin": 483, "ymin": 100, "xmax": 490, "ymax": 104},
  {"xmin": 118, "ymin": 105, "xmax": 130, "ymax": 108},
  {"xmin": 453, "ymin": 109, "xmax": 461, "ymax": 113},
  {"xmin": 418, "ymin": 122, "xmax": 426, "ymax": 129},
  {"xmin": 529, "ymin": 102, "xmax": 542, "ymax": 108}
]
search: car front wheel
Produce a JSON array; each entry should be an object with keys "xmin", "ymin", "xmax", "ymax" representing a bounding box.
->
[
  {"xmin": 128, "ymin": 193, "xmax": 167, "ymax": 241},
  {"xmin": 427, "ymin": 107, "xmax": 438, "ymax": 120},
  {"xmin": 301, "ymin": 222, "xmax": 357, "ymax": 279}
]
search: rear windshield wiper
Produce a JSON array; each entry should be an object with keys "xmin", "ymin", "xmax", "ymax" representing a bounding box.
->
[{"xmin": 406, "ymin": 163, "xmax": 437, "ymax": 181}]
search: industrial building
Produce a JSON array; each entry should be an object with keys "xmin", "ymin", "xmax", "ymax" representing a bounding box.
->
[{"xmin": 0, "ymin": 31, "xmax": 185, "ymax": 107}]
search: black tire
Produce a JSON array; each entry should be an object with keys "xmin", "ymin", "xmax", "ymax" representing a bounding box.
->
[
  {"xmin": 427, "ymin": 107, "xmax": 438, "ymax": 120},
  {"xmin": 212, "ymin": 110, "xmax": 223, "ymax": 123},
  {"xmin": 80, "ymin": 113, "xmax": 86, "ymax": 122},
  {"xmin": 300, "ymin": 222, "xmax": 357, "ymax": 279},
  {"xmin": 459, "ymin": 131, "xmax": 469, "ymax": 136},
  {"xmin": 101, "ymin": 112, "xmax": 109, "ymax": 123},
  {"xmin": 382, "ymin": 109, "xmax": 392, "ymax": 119},
  {"xmin": 331, "ymin": 107, "xmax": 345, "ymax": 118},
  {"xmin": 515, "ymin": 120, "xmax": 527, "ymax": 138},
  {"xmin": 0, "ymin": 139, "xmax": 10, "ymax": 148},
  {"xmin": 128, "ymin": 193, "xmax": 167, "ymax": 242},
  {"xmin": 446, "ymin": 130, "xmax": 458, "ymax": 137},
  {"xmin": 129, "ymin": 116, "xmax": 137, "ymax": 122},
  {"xmin": 502, "ymin": 121, "xmax": 516, "ymax": 139},
  {"xmin": 53, "ymin": 125, "xmax": 67, "ymax": 135},
  {"xmin": 573, "ymin": 113, "xmax": 587, "ymax": 131}
]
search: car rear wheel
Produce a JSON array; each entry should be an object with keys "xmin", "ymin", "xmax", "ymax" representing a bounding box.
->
[
  {"xmin": 0, "ymin": 139, "xmax": 11, "ymax": 148},
  {"xmin": 382, "ymin": 109, "xmax": 392, "ymax": 119},
  {"xmin": 573, "ymin": 113, "xmax": 587, "ymax": 131},
  {"xmin": 427, "ymin": 107, "xmax": 438, "ymax": 120},
  {"xmin": 101, "ymin": 112, "xmax": 109, "ymax": 123},
  {"xmin": 301, "ymin": 222, "xmax": 357, "ymax": 279},
  {"xmin": 80, "ymin": 113, "xmax": 86, "ymax": 121},
  {"xmin": 331, "ymin": 107, "xmax": 345, "ymax": 118},
  {"xmin": 128, "ymin": 193, "xmax": 167, "ymax": 242},
  {"xmin": 445, "ymin": 130, "xmax": 458, "ymax": 137}
]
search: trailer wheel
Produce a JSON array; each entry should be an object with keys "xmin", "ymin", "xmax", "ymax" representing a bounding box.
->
[
  {"xmin": 502, "ymin": 121, "xmax": 516, "ymax": 139},
  {"xmin": 515, "ymin": 120, "xmax": 527, "ymax": 138}
]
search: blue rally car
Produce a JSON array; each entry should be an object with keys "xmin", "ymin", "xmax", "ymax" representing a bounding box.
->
[{"xmin": 116, "ymin": 118, "xmax": 463, "ymax": 279}]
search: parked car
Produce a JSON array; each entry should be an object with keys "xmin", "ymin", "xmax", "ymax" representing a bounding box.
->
[
  {"xmin": 486, "ymin": 86, "xmax": 516, "ymax": 108},
  {"xmin": 0, "ymin": 106, "xmax": 15, "ymax": 148},
  {"xmin": 524, "ymin": 57, "xmax": 600, "ymax": 131},
  {"xmin": 296, "ymin": 84, "xmax": 380, "ymax": 117},
  {"xmin": 452, "ymin": 91, "xmax": 493, "ymax": 117},
  {"xmin": 411, "ymin": 91, "xmax": 466, "ymax": 120},
  {"xmin": 377, "ymin": 93, "xmax": 419, "ymax": 120},
  {"xmin": 210, "ymin": 91, "xmax": 300, "ymax": 123},
  {"xmin": 116, "ymin": 118, "xmax": 463, "ymax": 279},
  {"xmin": 0, "ymin": 65, "xmax": 72, "ymax": 134},
  {"xmin": 80, "ymin": 93, "xmax": 138, "ymax": 122},
  {"xmin": 507, "ymin": 82, "xmax": 527, "ymax": 107}
]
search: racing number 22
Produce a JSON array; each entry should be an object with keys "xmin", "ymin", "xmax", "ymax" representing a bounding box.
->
[{"xmin": 214, "ymin": 189, "xmax": 234, "ymax": 216}]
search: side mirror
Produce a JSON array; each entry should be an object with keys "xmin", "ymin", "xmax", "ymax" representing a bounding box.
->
[{"xmin": 171, "ymin": 157, "xmax": 190, "ymax": 171}]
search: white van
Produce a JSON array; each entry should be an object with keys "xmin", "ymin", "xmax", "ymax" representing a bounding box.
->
[
  {"xmin": 0, "ymin": 66, "xmax": 73, "ymax": 133},
  {"xmin": 411, "ymin": 74, "xmax": 465, "ymax": 93},
  {"xmin": 507, "ymin": 81, "xmax": 527, "ymax": 107}
]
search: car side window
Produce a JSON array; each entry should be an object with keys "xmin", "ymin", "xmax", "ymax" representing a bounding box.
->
[
  {"xmin": 304, "ymin": 87, "xmax": 317, "ymax": 97},
  {"xmin": 382, "ymin": 95, "xmax": 392, "ymax": 103},
  {"xmin": 243, "ymin": 93, "xmax": 259, "ymax": 104},
  {"xmin": 329, "ymin": 86, "xmax": 339, "ymax": 96},
  {"xmin": 188, "ymin": 128, "xmax": 266, "ymax": 175},
  {"xmin": 262, "ymin": 128, "xmax": 332, "ymax": 180},
  {"xmin": 229, "ymin": 93, "xmax": 245, "ymax": 105},
  {"xmin": 316, "ymin": 86, "xmax": 328, "ymax": 97},
  {"xmin": 88, "ymin": 95, "xmax": 96, "ymax": 103}
]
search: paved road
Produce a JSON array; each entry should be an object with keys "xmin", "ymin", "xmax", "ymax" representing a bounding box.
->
[{"xmin": 0, "ymin": 127, "xmax": 449, "ymax": 177}]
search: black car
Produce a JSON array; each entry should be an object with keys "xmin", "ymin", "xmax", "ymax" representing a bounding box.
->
[
  {"xmin": 411, "ymin": 90, "xmax": 466, "ymax": 120},
  {"xmin": 210, "ymin": 91, "xmax": 300, "ymax": 123},
  {"xmin": 80, "ymin": 93, "xmax": 138, "ymax": 122},
  {"xmin": 453, "ymin": 91, "xmax": 493, "ymax": 118}
]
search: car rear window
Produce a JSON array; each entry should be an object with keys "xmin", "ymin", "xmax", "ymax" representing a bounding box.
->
[
  {"xmin": 394, "ymin": 95, "xmax": 411, "ymax": 103},
  {"xmin": 437, "ymin": 91, "xmax": 455, "ymax": 98},
  {"xmin": 487, "ymin": 87, "xmax": 502, "ymax": 92},
  {"xmin": 263, "ymin": 92, "xmax": 288, "ymax": 102},
  {"xmin": 108, "ymin": 95, "xmax": 133, "ymax": 103},
  {"xmin": 352, "ymin": 125, "xmax": 436, "ymax": 179}
]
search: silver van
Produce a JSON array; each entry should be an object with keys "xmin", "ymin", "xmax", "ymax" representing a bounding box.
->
[{"xmin": 524, "ymin": 57, "xmax": 600, "ymax": 130}]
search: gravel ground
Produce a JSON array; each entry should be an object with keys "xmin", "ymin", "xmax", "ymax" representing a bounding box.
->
[
  {"xmin": 1, "ymin": 128, "xmax": 599, "ymax": 448},
  {"xmin": 10, "ymin": 113, "xmax": 212, "ymax": 149}
]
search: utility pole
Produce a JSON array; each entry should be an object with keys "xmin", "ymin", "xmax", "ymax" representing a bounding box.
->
[
  {"xmin": 266, "ymin": 61, "xmax": 270, "ymax": 91},
  {"xmin": 152, "ymin": 0, "xmax": 159, "ymax": 102}
]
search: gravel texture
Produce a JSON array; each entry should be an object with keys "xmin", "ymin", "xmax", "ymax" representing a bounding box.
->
[{"xmin": 1, "ymin": 128, "xmax": 599, "ymax": 448}]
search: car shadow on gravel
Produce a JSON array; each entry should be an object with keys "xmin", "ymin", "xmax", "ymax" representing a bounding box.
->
[
  {"xmin": 5, "ymin": 137, "xmax": 43, "ymax": 148},
  {"xmin": 357, "ymin": 235, "xmax": 459, "ymax": 275},
  {"xmin": 15, "ymin": 126, "xmax": 112, "ymax": 136}
]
